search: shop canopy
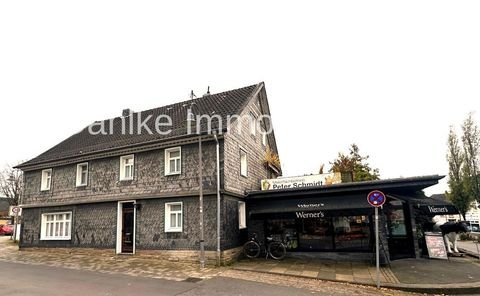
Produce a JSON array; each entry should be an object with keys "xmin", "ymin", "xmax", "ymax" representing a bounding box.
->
[
  {"xmin": 391, "ymin": 194, "xmax": 459, "ymax": 216},
  {"xmin": 247, "ymin": 175, "xmax": 449, "ymax": 217},
  {"xmin": 248, "ymin": 194, "xmax": 373, "ymax": 217}
]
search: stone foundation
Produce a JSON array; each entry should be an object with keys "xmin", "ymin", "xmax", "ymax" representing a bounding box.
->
[{"xmin": 19, "ymin": 246, "xmax": 244, "ymax": 266}]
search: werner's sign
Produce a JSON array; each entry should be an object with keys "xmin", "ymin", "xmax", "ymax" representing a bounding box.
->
[
  {"xmin": 295, "ymin": 211, "xmax": 325, "ymax": 219},
  {"xmin": 261, "ymin": 173, "xmax": 343, "ymax": 191},
  {"xmin": 427, "ymin": 206, "xmax": 449, "ymax": 214}
]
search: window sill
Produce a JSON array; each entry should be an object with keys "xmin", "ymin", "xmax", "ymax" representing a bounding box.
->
[
  {"xmin": 40, "ymin": 237, "xmax": 71, "ymax": 241},
  {"xmin": 165, "ymin": 172, "xmax": 181, "ymax": 176},
  {"xmin": 165, "ymin": 229, "xmax": 182, "ymax": 233},
  {"xmin": 40, "ymin": 189, "xmax": 50, "ymax": 192}
]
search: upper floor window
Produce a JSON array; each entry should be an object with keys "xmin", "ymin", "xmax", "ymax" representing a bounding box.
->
[
  {"xmin": 262, "ymin": 129, "xmax": 267, "ymax": 146},
  {"xmin": 249, "ymin": 113, "xmax": 257, "ymax": 136},
  {"xmin": 120, "ymin": 155, "xmax": 134, "ymax": 181},
  {"xmin": 41, "ymin": 212, "xmax": 72, "ymax": 240},
  {"xmin": 240, "ymin": 149, "xmax": 248, "ymax": 177},
  {"xmin": 76, "ymin": 162, "xmax": 88, "ymax": 187},
  {"xmin": 165, "ymin": 202, "xmax": 183, "ymax": 232},
  {"xmin": 165, "ymin": 147, "xmax": 181, "ymax": 175},
  {"xmin": 238, "ymin": 201, "xmax": 246, "ymax": 229},
  {"xmin": 41, "ymin": 169, "xmax": 52, "ymax": 191}
]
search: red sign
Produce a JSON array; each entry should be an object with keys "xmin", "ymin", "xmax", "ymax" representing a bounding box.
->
[{"xmin": 367, "ymin": 190, "xmax": 386, "ymax": 207}]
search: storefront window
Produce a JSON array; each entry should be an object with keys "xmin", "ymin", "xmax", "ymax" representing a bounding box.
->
[
  {"xmin": 264, "ymin": 214, "xmax": 371, "ymax": 252},
  {"xmin": 333, "ymin": 216, "xmax": 370, "ymax": 251},
  {"xmin": 298, "ymin": 218, "xmax": 333, "ymax": 250}
]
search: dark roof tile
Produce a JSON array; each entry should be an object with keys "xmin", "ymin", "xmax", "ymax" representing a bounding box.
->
[{"xmin": 18, "ymin": 83, "xmax": 261, "ymax": 168}]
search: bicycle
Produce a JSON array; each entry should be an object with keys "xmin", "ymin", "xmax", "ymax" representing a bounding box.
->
[{"xmin": 243, "ymin": 233, "xmax": 287, "ymax": 260}]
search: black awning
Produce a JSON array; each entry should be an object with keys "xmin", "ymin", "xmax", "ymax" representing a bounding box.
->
[
  {"xmin": 249, "ymin": 195, "xmax": 374, "ymax": 217},
  {"xmin": 392, "ymin": 195, "xmax": 459, "ymax": 216}
]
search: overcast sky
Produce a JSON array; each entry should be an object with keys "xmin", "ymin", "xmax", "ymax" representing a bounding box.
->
[{"xmin": 1, "ymin": 1, "xmax": 479, "ymax": 195}]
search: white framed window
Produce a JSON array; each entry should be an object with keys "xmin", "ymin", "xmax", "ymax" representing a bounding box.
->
[
  {"xmin": 238, "ymin": 201, "xmax": 246, "ymax": 229},
  {"xmin": 76, "ymin": 162, "xmax": 88, "ymax": 187},
  {"xmin": 262, "ymin": 129, "xmax": 267, "ymax": 146},
  {"xmin": 165, "ymin": 147, "xmax": 181, "ymax": 175},
  {"xmin": 40, "ymin": 212, "xmax": 72, "ymax": 240},
  {"xmin": 165, "ymin": 202, "xmax": 183, "ymax": 232},
  {"xmin": 240, "ymin": 149, "xmax": 248, "ymax": 177},
  {"xmin": 120, "ymin": 155, "xmax": 134, "ymax": 181},
  {"xmin": 249, "ymin": 113, "xmax": 257, "ymax": 136},
  {"xmin": 41, "ymin": 169, "xmax": 52, "ymax": 191}
]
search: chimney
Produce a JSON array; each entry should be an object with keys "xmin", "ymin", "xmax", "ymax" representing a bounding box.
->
[
  {"xmin": 122, "ymin": 109, "xmax": 132, "ymax": 117},
  {"xmin": 203, "ymin": 86, "xmax": 211, "ymax": 97}
]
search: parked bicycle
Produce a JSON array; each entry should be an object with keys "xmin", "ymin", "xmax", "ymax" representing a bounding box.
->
[{"xmin": 243, "ymin": 233, "xmax": 287, "ymax": 260}]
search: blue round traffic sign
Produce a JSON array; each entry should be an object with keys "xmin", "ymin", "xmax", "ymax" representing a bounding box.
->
[{"xmin": 367, "ymin": 190, "xmax": 386, "ymax": 207}]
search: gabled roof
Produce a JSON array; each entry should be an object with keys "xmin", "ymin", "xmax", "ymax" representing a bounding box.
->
[{"xmin": 17, "ymin": 83, "xmax": 263, "ymax": 170}]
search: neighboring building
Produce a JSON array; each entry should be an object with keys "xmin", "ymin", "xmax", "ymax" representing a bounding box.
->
[
  {"xmin": 16, "ymin": 82, "xmax": 281, "ymax": 263},
  {"xmin": 465, "ymin": 201, "xmax": 480, "ymax": 228},
  {"xmin": 0, "ymin": 197, "xmax": 11, "ymax": 225}
]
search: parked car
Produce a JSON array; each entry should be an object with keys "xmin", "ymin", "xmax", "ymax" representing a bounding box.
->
[{"xmin": 0, "ymin": 224, "xmax": 14, "ymax": 235}]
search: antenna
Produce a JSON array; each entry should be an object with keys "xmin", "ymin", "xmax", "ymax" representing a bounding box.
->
[
  {"xmin": 206, "ymin": 86, "xmax": 210, "ymax": 95},
  {"xmin": 190, "ymin": 90, "xmax": 197, "ymax": 100}
]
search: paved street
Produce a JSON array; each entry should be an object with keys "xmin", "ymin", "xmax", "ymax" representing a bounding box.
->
[{"xmin": 0, "ymin": 261, "xmax": 323, "ymax": 296}]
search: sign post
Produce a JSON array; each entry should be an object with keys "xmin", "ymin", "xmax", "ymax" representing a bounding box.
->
[
  {"xmin": 367, "ymin": 190, "xmax": 386, "ymax": 289},
  {"xmin": 9, "ymin": 206, "xmax": 22, "ymax": 242}
]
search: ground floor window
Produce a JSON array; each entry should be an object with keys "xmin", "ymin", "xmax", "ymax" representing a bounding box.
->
[
  {"xmin": 165, "ymin": 202, "xmax": 183, "ymax": 232},
  {"xmin": 264, "ymin": 215, "xmax": 371, "ymax": 251},
  {"xmin": 40, "ymin": 212, "xmax": 72, "ymax": 240}
]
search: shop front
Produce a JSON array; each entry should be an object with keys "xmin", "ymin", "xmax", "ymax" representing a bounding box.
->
[{"xmin": 246, "ymin": 174, "xmax": 458, "ymax": 261}]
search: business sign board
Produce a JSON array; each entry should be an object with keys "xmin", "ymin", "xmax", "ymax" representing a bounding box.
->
[
  {"xmin": 261, "ymin": 173, "xmax": 343, "ymax": 191},
  {"xmin": 424, "ymin": 232, "xmax": 448, "ymax": 260}
]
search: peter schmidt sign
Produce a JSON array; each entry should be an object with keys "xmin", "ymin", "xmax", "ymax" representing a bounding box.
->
[{"xmin": 261, "ymin": 173, "xmax": 342, "ymax": 191}]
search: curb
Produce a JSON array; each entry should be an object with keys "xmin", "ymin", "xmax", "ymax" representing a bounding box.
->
[{"xmin": 232, "ymin": 267, "xmax": 480, "ymax": 295}]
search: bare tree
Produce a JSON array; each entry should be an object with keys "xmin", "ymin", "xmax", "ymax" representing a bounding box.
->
[{"xmin": 0, "ymin": 164, "xmax": 23, "ymax": 206}]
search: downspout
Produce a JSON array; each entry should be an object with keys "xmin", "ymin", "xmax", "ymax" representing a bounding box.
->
[{"xmin": 214, "ymin": 133, "xmax": 221, "ymax": 265}]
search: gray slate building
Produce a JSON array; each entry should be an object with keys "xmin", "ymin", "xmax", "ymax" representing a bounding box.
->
[{"xmin": 16, "ymin": 82, "xmax": 281, "ymax": 264}]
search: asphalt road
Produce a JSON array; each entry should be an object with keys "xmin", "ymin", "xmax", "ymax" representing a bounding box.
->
[{"xmin": 0, "ymin": 261, "xmax": 319, "ymax": 296}]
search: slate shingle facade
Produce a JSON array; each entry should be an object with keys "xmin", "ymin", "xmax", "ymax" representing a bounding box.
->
[{"xmin": 17, "ymin": 82, "xmax": 280, "ymax": 263}]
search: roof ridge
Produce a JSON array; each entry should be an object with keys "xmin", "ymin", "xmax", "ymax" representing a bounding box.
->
[{"xmin": 93, "ymin": 83, "xmax": 262, "ymax": 124}]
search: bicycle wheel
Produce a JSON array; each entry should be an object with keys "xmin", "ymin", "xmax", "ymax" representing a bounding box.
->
[
  {"xmin": 243, "ymin": 241, "xmax": 261, "ymax": 258},
  {"xmin": 268, "ymin": 242, "xmax": 286, "ymax": 260}
]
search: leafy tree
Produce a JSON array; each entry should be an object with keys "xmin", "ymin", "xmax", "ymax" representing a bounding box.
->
[
  {"xmin": 329, "ymin": 144, "xmax": 380, "ymax": 181},
  {"xmin": 446, "ymin": 126, "xmax": 470, "ymax": 219},
  {"xmin": 461, "ymin": 113, "xmax": 480, "ymax": 202},
  {"xmin": 446, "ymin": 113, "xmax": 480, "ymax": 219},
  {"xmin": 0, "ymin": 164, "xmax": 23, "ymax": 206}
]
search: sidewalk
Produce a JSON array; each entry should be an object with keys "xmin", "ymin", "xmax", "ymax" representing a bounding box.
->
[
  {"xmin": 232, "ymin": 255, "xmax": 480, "ymax": 294},
  {"xmin": 0, "ymin": 237, "xmax": 223, "ymax": 282},
  {"xmin": 458, "ymin": 240, "xmax": 480, "ymax": 259}
]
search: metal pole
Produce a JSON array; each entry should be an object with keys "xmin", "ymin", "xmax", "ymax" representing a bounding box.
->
[
  {"xmin": 375, "ymin": 206, "xmax": 380, "ymax": 289},
  {"xmin": 214, "ymin": 134, "xmax": 221, "ymax": 266},
  {"xmin": 199, "ymin": 135, "xmax": 205, "ymax": 268}
]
